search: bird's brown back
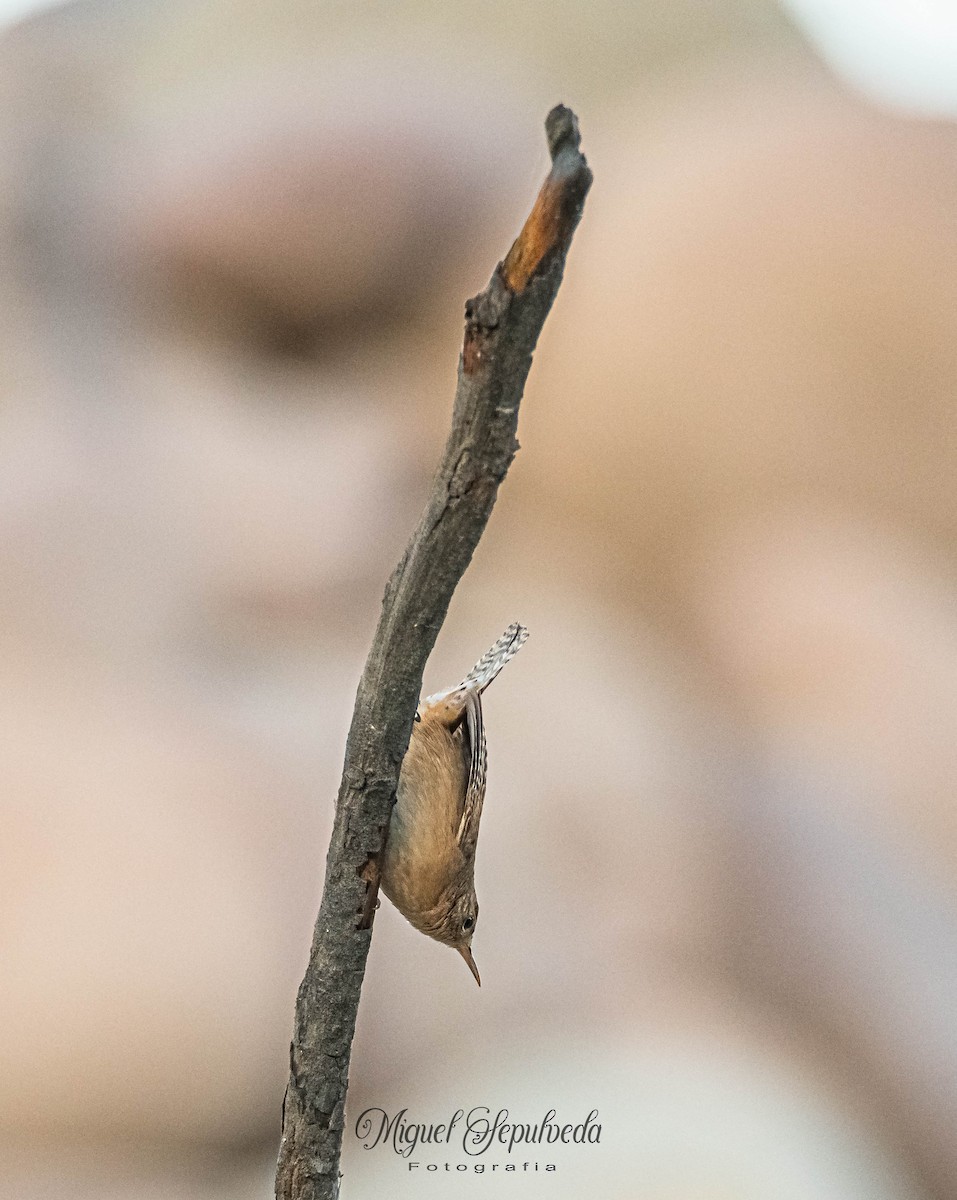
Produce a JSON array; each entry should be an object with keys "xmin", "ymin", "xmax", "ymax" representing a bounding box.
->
[{"xmin": 380, "ymin": 707, "xmax": 469, "ymax": 922}]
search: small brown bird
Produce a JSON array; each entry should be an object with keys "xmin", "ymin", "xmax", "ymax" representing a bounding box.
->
[{"xmin": 380, "ymin": 623, "xmax": 528, "ymax": 986}]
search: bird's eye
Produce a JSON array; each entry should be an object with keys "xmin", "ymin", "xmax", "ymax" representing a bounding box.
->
[{"xmin": 462, "ymin": 916, "xmax": 474, "ymax": 931}]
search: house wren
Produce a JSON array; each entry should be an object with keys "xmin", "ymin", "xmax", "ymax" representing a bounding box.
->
[{"xmin": 380, "ymin": 623, "xmax": 528, "ymax": 986}]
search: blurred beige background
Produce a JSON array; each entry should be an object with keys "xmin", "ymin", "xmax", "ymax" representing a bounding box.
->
[{"xmin": 1, "ymin": 1, "xmax": 956, "ymax": 1198}]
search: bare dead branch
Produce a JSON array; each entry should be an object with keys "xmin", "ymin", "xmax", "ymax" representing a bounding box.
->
[{"xmin": 275, "ymin": 104, "xmax": 592, "ymax": 1200}]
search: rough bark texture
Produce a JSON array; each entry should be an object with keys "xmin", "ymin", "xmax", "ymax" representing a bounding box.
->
[{"xmin": 275, "ymin": 105, "xmax": 591, "ymax": 1200}]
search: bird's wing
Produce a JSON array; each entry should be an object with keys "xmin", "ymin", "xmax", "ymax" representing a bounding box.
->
[{"xmin": 456, "ymin": 688, "xmax": 487, "ymax": 857}]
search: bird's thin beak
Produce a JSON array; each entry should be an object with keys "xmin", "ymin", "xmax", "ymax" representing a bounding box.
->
[{"xmin": 457, "ymin": 944, "xmax": 481, "ymax": 987}]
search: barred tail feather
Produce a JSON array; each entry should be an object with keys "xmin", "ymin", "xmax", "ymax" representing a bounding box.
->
[{"xmin": 460, "ymin": 622, "xmax": 529, "ymax": 693}]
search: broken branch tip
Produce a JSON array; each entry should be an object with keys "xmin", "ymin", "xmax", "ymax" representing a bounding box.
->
[{"xmin": 545, "ymin": 104, "xmax": 581, "ymax": 159}]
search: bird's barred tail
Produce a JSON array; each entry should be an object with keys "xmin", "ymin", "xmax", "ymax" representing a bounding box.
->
[{"xmin": 460, "ymin": 622, "xmax": 529, "ymax": 693}]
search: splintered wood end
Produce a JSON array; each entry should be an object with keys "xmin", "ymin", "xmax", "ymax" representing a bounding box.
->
[{"xmin": 501, "ymin": 105, "xmax": 592, "ymax": 294}]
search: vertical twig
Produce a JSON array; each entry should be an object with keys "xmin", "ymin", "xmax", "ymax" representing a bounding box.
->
[{"xmin": 276, "ymin": 105, "xmax": 592, "ymax": 1200}]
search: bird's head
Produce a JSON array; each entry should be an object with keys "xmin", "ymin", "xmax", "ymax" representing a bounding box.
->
[{"xmin": 432, "ymin": 887, "xmax": 480, "ymax": 986}]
